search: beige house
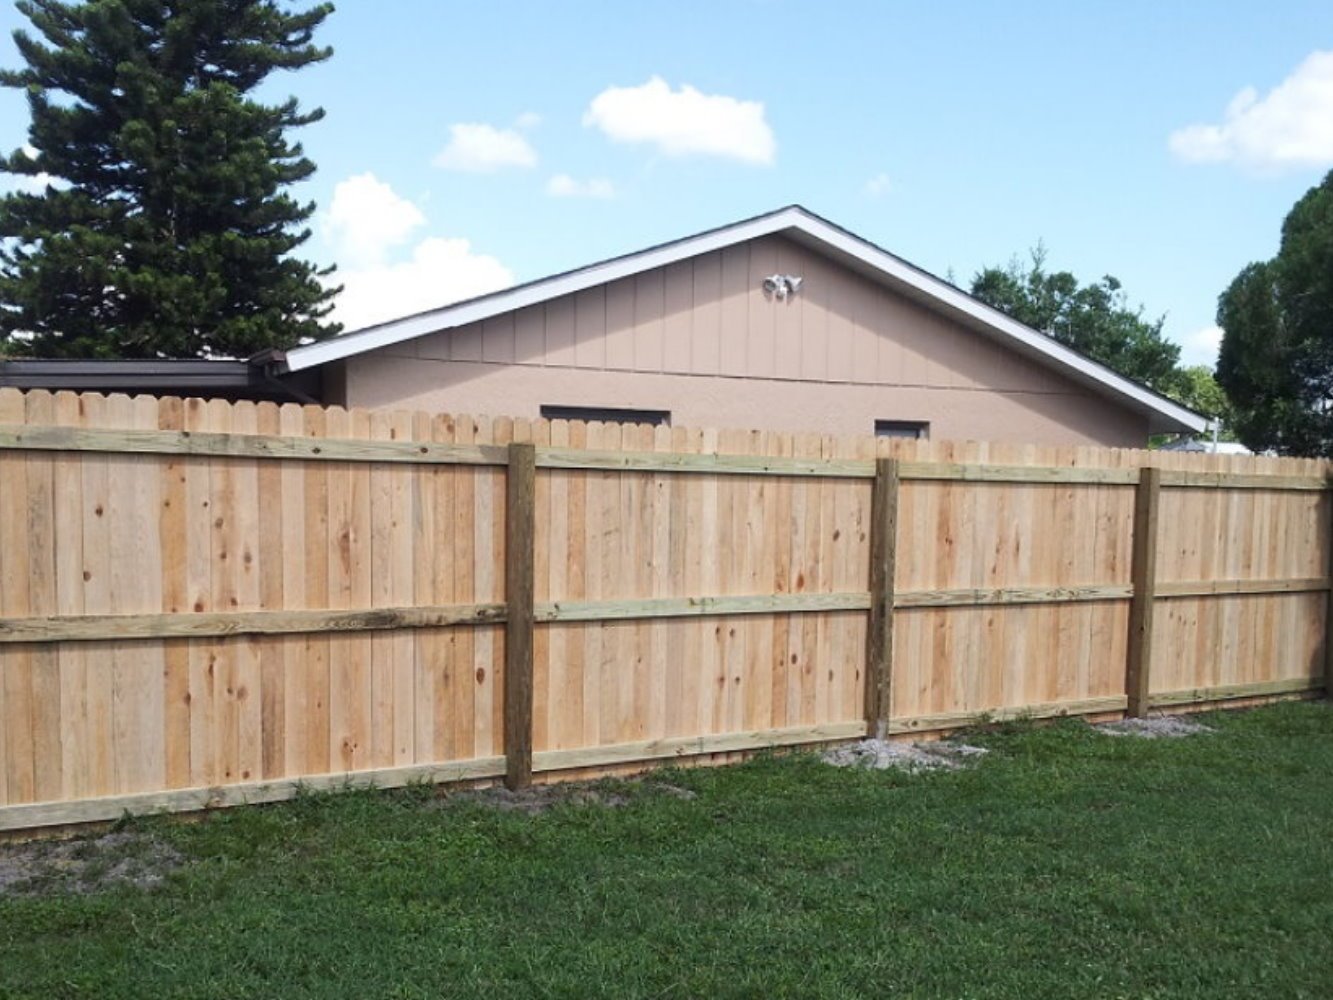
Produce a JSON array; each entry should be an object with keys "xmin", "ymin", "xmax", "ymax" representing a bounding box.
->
[{"xmin": 279, "ymin": 206, "xmax": 1205, "ymax": 445}]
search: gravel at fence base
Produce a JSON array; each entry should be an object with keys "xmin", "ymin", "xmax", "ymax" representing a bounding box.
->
[
  {"xmin": 822, "ymin": 739, "xmax": 989, "ymax": 773},
  {"xmin": 0, "ymin": 831, "xmax": 183, "ymax": 897},
  {"xmin": 1098, "ymin": 716, "xmax": 1213, "ymax": 739}
]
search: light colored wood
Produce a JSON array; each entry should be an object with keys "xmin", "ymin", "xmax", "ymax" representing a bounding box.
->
[
  {"xmin": 1158, "ymin": 470, "xmax": 1330, "ymax": 491},
  {"xmin": 504, "ymin": 442, "xmax": 537, "ymax": 790},
  {"xmin": 0, "ymin": 604, "xmax": 507, "ymax": 643},
  {"xmin": 0, "ymin": 756, "xmax": 507, "ymax": 832},
  {"xmin": 1156, "ymin": 577, "xmax": 1331, "ymax": 598},
  {"xmin": 894, "ymin": 584, "xmax": 1133, "ymax": 609},
  {"xmin": 0, "ymin": 422, "xmax": 506, "ymax": 465},
  {"xmin": 1126, "ymin": 466, "xmax": 1162, "ymax": 717},
  {"xmin": 0, "ymin": 389, "xmax": 34, "ymax": 804},
  {"xmin": 533, "ymin": 720, "xmax": 867, "ymax": 772},
  {"xmin": 300, "ymin": 403, "xmax": 332, "ymax": 777},
  {"xmin": 156, "ymin": 398, "xmax": 191, "ymax": 790},
  {"xmin": 898, "ymin": 461, "xmax": 1140, "ymax": 485},
  {"xmin": 255, "ymin": 403, "xmax": 285, "ymax": 781},
  {"xmin": 887, "ymin": 696, "xmax": 1130, "ymax": 734},
  {"xmin": 278, "ymin": 404, "xmax": 309, "ymax": 780},
  {"xmin": 537, "ymin": 446, "xmax": 875, "ymax": 478},
  {"xmin": 52, "ymin": 392, "xmax": 90, "ymax": 800},
  {"xmin": 3, "ymin": 389, "xmax": 1333, "ymax": 833},
  {"xmin": 22, "ymin": 393, "xmax": 60, "ymax": 804},
  {"xmin": 534, "ymin": 591, "xmax": 871, "ymax": 623},
  {"xmin": 1149, "ymin": 677, "xmax": 1321, "ymax": 707}
]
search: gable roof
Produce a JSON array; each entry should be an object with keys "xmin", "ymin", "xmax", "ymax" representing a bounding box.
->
[{"xmin": 281, "ymin": 206, "xmax": 1207, "ymax": 434}]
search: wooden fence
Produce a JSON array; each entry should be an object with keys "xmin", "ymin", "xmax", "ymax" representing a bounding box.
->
[{"xmin": 0, "ymin": 388, "xmax": 1329, "ymax": 833}]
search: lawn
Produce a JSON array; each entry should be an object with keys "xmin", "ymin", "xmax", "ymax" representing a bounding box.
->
[{"xmin": 2, "ymin": 702, "xmax": 1331, "ymax": 999}]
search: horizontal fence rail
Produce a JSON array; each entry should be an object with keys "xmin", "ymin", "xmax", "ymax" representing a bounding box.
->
[
  {"xmin": 9, "ymin": 580, "xmax": 1331, "ymax": 644},
  {"xmin": 0, "ymin": 388, "xmax": 1330, "ymax": 835}
]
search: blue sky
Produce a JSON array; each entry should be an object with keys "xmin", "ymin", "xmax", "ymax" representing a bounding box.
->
[{"xmin": 1, "ymin": 1, "xmax": 1331, "ymax": 364}]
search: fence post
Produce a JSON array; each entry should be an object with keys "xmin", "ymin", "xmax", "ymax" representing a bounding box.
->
[
  {"xmin": 504, "ymin": 442, "xmax": 537, "ymax": 790},
  {"xmin": 864, "ymin": 457, "xmax": 900, "ymax": 739},
  {"xmin": 1125, "ymin": 465, "xmax": 1161, "ymax": 717},
  {"xmin": 1325, "ymin": 484, "xmax": 1333, "ymax": 698}
]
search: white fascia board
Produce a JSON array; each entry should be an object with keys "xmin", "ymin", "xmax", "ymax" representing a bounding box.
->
[{"xmin": 286, "ymin": 206, "xmax": 1206, "ymax": 434}]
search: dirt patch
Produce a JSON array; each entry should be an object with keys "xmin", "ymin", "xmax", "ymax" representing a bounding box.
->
[
  {"xmin": 1098, "ymin": 715, "xmax": 1213, "ymax": 739},
  {"xmin": 822, "ymin": 739, "xmax": 989, "ymax": 773},
  {"xmin": 442, "ymin": 778, "xmax": 697, "ymax": 816},
  {"xmin": 0, "ymin": 830, "xmax": 184, "ymax": 897}
]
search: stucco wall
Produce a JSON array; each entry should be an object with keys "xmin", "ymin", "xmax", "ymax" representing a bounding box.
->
[{"xmin": 333, "ymin": 234, "xmax": 1151, "ymax": 446}]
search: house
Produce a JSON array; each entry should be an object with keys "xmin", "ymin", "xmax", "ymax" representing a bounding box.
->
[
  {"xmin": 281, "ymin": 206, "xmax": 1203, "ymax": 445},
  {"xmin": 3, "ymin": 207, "xmax": 1206, "ymax": 445}
]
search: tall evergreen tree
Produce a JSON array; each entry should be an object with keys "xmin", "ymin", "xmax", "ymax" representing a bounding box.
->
[{"xmin": 0, "ymin": 0, "xmax": 339, "ymax": 359}]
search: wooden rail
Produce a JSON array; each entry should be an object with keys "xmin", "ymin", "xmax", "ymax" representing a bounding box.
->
[
  {"xmin": 0, "ymin": 423, "xmax": 507, "ymax": 465},
  {"xmin": 3, "ymin": 580, "xmax": 1329, "ymax": 644}
]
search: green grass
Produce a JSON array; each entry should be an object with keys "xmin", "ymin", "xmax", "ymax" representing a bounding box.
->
[{"xmin": 3, "ymin": 702, "xmax": 1332, "ymax": 999}]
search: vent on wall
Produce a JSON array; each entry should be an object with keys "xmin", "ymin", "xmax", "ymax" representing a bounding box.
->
[
  {"xmin": 874, "ymin": 419, "xmax": 929, "ymax": 440},
  {"xmin": 540, "ymin": 405, "xmax": 671, "ymax": 427}
]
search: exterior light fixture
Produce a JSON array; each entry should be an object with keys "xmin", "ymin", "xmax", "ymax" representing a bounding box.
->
[{"xmin": 762, "ymin": 274, "xmax": 803, "ymax": 300}]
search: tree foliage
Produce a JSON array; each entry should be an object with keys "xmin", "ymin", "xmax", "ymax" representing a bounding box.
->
[
  {"xmin": 1159, "ymin": 365, "xmax": 1234, "ymax": 429},
  {"xmin": 970, "ymin": 245, "xmax": 1182, "ymax": 392},
  {"xmin": 0, "ymin": 0, "xmax": 339, "ymax": 359},
  {"xmin": 1217, "ymin": 170, "xmax": 1333, "ymax": 456}
]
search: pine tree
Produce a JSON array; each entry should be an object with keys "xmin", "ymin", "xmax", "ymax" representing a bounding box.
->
[{"xmin": 0, "ymin": 0, "xmax": 339, "ymax": 359}]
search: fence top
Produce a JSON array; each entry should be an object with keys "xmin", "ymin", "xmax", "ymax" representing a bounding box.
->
[{"xmin": 0, "ymin": 386, "xmax": 1329, "ymax": 484}]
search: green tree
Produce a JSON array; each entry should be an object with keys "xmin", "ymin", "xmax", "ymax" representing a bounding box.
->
[
  {"xmin": 1159, "ymin": 365, "xmax": 1234, "ymax": 432},
  {"xmin": 971, "ymin": 245, "xmax": 1181, "ymax": 391},
  {"xmin": 0, "ymin": 0, "xmax": 339, "ymax": 359},
  {"xmin": 1217, "ymin": 170, "xmax": 1333, "ymax": 455}
]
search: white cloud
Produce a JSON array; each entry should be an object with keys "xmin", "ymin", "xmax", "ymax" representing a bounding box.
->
[
  {"xmin": 514, "ymin": 111, "xmax": 542, "ymax": 130},
  {"xmin": 321, "ymin": 173, "xmax": 513, "ymax": 331},
  {"xmin": 1179, "ymin": 324, "xmax": 1224, "ymax": 366},
  {"xmin": 583, "ymin": 76, "xmax": 776, "ymax": 165},
  {"xmin": 864, "ymin": 172, "xmax": 892, "ymax": 197},
  {"xmin": 331, "ymin": 237, "xmax": 513, "ymax": 331},
  {"xmin": 321, "ymin": 173, "xmax": 425, "ymax": 268},
  {"xmin": 433, "ymin": 123, "xmax": 538, "ymax": 172},
  {"xmin": 546, "ymin": 173, "xmax": 616, "ymax": 199},
  {"xmin": 1168, "ymin": 51, "xmax": 1333, "ymax": 169}
]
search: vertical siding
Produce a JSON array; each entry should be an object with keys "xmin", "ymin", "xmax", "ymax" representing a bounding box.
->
[
  {"xmin": 692, "ymin": 254, "xmax": 722, "ymax": 375},
  {"xmin": 719, "ymin": 245, "xmax": 750, "ymax": 377},
  {"xmin": 662, "ymin": 261, "xmax": 693, "ymax": 374},
  {"xmin": 349, "ymin": 233, "xmax": 1163, "ymax": 444},
  {"xmin": 574, "ymin": 288, "xmax": 607, "ymax": 369},
  {"xmin": 396, "ymin": 234, "xmax": 1100, "ymax": 397}
]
